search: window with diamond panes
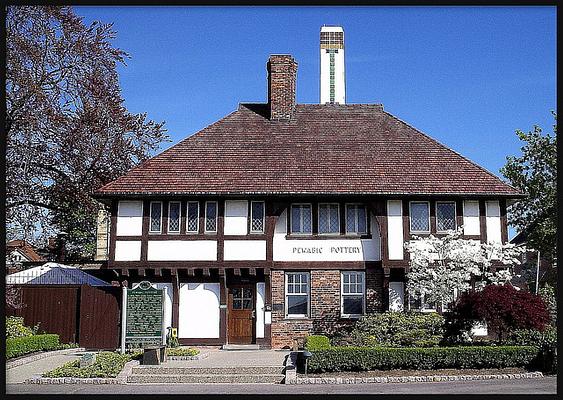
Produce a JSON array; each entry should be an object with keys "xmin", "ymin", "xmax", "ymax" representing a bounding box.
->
[
  {"xmin": 186, "ymin": 202, "xmax": 199, "ymax": 233},
  {"xmin": 168, "ymin": 202, "xmax": 181, "ymax": 233},
  {"xmin": 205, "ymin": 201, "xmax": 217, "ymax": 232},
  {"xmin": 345, "ymin": 204, "xmax": 367, "ymax": 234},
  {"xmin": 232, "ymin": 287, "xmax": 253, "ymax": 310},
  {"xmin": 342, "ymin": 271, "xmax": 365, "ymax": 316},
  {"xmin": 410, "ymin": 202, "xmax": 430, "ymax": 232},
  {"xmin": 436, "ymin": 202, "xmax": 456, "ymax": 232},
  {"xmin": 149, "ymin": 202, "xmax": 162, "ymax": 233},
  {"xmin": 291, "ymin": 204, "xmax": 312, "ymax": 234},
  {"xmin": 250, "ymin": 201, "xmax": 265, "ymax": 233},
  {"xmin": 319, "ymin": 204, "xmax": 340, "ymax": 234},
  {"xmin": 286, "ymin": 272, "xmax": 309, "ymax": 316}
]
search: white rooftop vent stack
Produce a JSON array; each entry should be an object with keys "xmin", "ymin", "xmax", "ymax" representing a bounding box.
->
[{"xmin": 320, "ymin": 25, "xmax": 345, "ymax": 104}]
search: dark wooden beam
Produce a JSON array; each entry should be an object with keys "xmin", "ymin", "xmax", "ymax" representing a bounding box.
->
[
  {"xmin": 139, "ymin": 268, "xmax": 146, "ymax": 277},
  {"xmin": 122, "ymin": 268, "xmax": 129, "ymax": 277},
  {"xmin": 155, "ymin": 268, "xmax": 162, "ymax": 276},
  {"xmin": 203, "ymin": 268, "xmax": 210, "ymax": 276},
  {"xmin": 170, "ymin": 268, "xmax": 177, "ymax": 276},
  {"xmin": 187, "ymin": 268, "xmax": 195, "ymax": 277},
  {"xmin": 233, "ymin": 268, "xmax": 241, "ymax": 276},
  {"xmin": 249, "ymin": 267, "xmax": 256, "ymax": 276}
]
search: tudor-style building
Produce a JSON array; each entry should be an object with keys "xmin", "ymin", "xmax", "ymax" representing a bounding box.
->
[{"xmin": 93, "ymin": 29, "xmax": 523, "ymax": 349}]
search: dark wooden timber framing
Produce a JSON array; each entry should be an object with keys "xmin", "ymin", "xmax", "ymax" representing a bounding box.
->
[{"xmin": 106, "ymin": 195, "xmax": 510, "ymax": 348}]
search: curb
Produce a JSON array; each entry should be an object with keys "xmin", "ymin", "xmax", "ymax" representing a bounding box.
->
[
  {"xmin": 26, "ymin": 375, "xmax": 120, "ymax": 385},
  {"xmin": 6, "ymin": 348, "xmax": 86, "ymax": 370},
  {"xmin": 287, "ymin": 371, "xmax": 544, "ymax": 385},
  {"xmin": 117, "ymin": 360, "xmax": 140, "ymax": 384}
]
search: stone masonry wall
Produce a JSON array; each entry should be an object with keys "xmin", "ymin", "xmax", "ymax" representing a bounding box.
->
[{"xmin": 270, "ymin": 268, "xmax": 384, "ymax": 349}]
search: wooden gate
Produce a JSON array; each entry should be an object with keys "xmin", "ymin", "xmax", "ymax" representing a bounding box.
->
[
  {"xmin": 78, "ymin": 285, "xmax": 121, "ymax": 350},
  {"xmin": 7, "ymin": 286, "xmax": 80, "ymax": 344}
]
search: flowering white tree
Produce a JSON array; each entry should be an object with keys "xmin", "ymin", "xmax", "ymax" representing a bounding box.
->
[{"xmin": 405, "ymin": 227, "xmax": 525, "ymax": 307}]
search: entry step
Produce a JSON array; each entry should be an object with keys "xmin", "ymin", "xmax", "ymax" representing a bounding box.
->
[{"xmin": 222, "ymin": 344, "xmax": 261, "ymax": 350}]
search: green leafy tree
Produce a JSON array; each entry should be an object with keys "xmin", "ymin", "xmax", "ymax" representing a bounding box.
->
[
  {"xmin": 6, "ymin": 6, "xmax": 169, "ymax": 259},
  {"xmin": 500, "ymin": 112, "xmax": 557, "ymax": 263}
]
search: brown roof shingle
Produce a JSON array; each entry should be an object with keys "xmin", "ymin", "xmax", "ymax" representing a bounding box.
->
[{"xmin": 95, "ymin": 103, "xmax": 522, "ymax": 197}]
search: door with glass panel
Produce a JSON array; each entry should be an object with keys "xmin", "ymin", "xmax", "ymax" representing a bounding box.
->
[{"xmin": 227, "ymin": 284, "xmax": 255, "ymax": 344}]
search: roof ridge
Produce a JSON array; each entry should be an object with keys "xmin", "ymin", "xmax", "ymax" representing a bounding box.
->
[{"xmin": 381, "ymin": 110, "xmax": 523, "ymax": 195}]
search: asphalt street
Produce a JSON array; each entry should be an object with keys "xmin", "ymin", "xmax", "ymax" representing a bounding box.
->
[{"xmin": 5, "ymin": 376, "xmax": 557, "ymax": 395}]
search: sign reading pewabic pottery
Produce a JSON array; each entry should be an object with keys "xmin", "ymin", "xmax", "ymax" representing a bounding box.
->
[{"xmin": 123, "ymin": 281, "xmax": 165, "ymax": 349}]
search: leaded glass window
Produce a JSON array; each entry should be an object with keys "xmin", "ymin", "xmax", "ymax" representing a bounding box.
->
[
  {"xmin": 168, "ymin": 202, "xmax": 181, "ymax": 233},
  {"xmin": 341, "ymin": 271, "xmax": 365, "ymax": 316},
  {"xmin": 187, "ymin": 201, "xmax": 199, "ymax": 233},
  {"xmin": 286, "ymin": 272, "xmax": 309, "ymax": 316},
  {"xmin": 319, "ymin": 204, "xmax": 340, "ymax": 234},
  {"xmin": 436, "ymin": 202, "xmax": 456, "ymax": 232},
  {"xmin": 149, "ymin": 202, "xmax": 162, "ymax": 233},
  {"xmin": 345, "ymin": 204, "xmax": 367, "ymax": 234},
  {"xmin": 205, "ymin": 201, "xmax": 217, "ymax": 233},
  {"xmin": 291, "ymin": 204, "xmax": 312, "ymax": 234},
  {"xmin": 250, "ymin": 201, "xmax": 265, "ymax": 233},
  {"xmin": 410, "ymin": 202, "xmax": 430, "ymax": 232}
]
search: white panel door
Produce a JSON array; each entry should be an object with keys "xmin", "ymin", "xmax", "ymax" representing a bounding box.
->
[
  {"xmin": 224, "ymin": 200, "xmax": 248, "ymax": 235},
  {"xmin": 178, "ymin": 283, "xmax": 220, "ymax": 338}
]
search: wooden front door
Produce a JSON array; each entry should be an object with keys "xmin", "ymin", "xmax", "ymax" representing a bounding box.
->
[{"xmin": 227, "ymin": 284, "xmax": 255, "ymax": 344}]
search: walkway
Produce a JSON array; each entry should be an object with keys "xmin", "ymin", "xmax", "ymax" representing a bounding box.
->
[
  {"xmin": 164, "ymin": 348, "xmax": 290, "ymax": 368},
  {"xmin": 5, "ymin": 350, "xmax": 86, "ymax": 384}
]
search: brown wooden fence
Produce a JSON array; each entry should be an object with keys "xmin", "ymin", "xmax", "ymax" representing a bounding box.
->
[{"xmin": 6, "ymin": 285, "xmax": 121, "ymax": 350}]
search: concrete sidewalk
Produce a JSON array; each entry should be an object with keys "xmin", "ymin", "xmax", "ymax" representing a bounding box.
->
[
  {"xmin": 161, "ymin": 349, "xmax": 290, "ymax": 368},
  {"xmin": 5, "ymin": 350, "xmax": 86, "ymax": 384}
]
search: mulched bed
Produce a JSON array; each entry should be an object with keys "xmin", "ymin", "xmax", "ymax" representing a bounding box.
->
[{"xmin": 300, "ymin": 367, "xmax": 527, "ymax": 378}]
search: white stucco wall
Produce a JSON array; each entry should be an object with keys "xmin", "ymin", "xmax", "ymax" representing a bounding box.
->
[
  {"xmin": 114, "ymin": 241, "xmax": 141, "ymax": 261},
  {"xmin": 485, "ymin": 200, "xmax": 502, "ymax": 243},
  {"xmin": 224, "ymin": 200, "xmax": 248, "ymax": 235},
  {"xmin": 223, "ymin": 240, "xmax": 266, "ymax": 261},
  {"xmin": 387, "ymin": 200, "xmax": 404, "ymax": 260},
  {"xmin": 147, "ymin": 240, "xmax": 217, "ymax": 261},
  {"xmin": 272, "ymin": 209, "xmax": 380, "ymax": 262},
  {"xmin": 178, "ymin": 282, "xmax": 220, "ymax": 338},
  {"xmin": 463, "ymin": 200, "xmax": 481, "ymax": 236},
  {"xmin": 116, "ymin": 201, "xmax": 143, "ymax": 236},
  {"xmin": 389, "ymin": 282, "xmax": 404, "ymax": 312},
  {"xmin": 256, "ymin": 282, "xmax": 265, "ymax": 339}
]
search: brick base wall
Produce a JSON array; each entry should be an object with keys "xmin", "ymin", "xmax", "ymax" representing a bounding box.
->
[{"xmin": 270, "ymin": 268, "xmax": 384, "ymax": 349}]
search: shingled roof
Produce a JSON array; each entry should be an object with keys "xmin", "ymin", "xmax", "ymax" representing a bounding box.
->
[{"xmin": 95, "ymin": 103, "xmax": 521, "ymax": 197}]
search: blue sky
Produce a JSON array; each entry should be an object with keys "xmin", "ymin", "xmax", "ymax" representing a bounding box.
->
[{"xmin": 77, "ymin": 6, "xmax": 556, "ymax": 237}]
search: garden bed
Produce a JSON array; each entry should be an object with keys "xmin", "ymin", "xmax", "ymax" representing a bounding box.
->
[{"xmin": 43, "ymin": 351, "xmax": 133, "ymax": 378}]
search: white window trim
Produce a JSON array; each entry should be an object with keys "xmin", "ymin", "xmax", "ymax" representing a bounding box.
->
[
  {"xmin": 290, "ymin": 203, "xmax": 313, "ymax": 235},
  {"xmin": 435, "ymin": 201, "xmax": 457, "ymax": 233},
  {"xmin": 149, "ymin": 201, "xmax": 163, "ymax": 234},
  {"xmin": 345, "ymin": 203, "xmax": 368, "ymax": 235},
  {"xmin": 167, "ymin": 201, "xmax": 182, "ymax": 234},
  {"xmin": 204, "ymin": 201, "xmax": 218, "ymax": 234},
  {"xmin": 285, "ymin": 272, "xmax": 310, "ymax": 318},
  {"xmin": 340, "ymin": 271, "xmax": 366, "ymax": 318},
  {"xmin": 250, "ymin": 201, "xmax": 265, "ymax": 234},
  {"xmin": 318, "ymin": 203, "xmax": 341, "ymax": 235},
  {"xmin": 186, "ymin": 201, "xmax": 200, "ymax": 234},
  {"xmin": 409, "ymin": 201, "xmax": 431, "ymax": 233}
]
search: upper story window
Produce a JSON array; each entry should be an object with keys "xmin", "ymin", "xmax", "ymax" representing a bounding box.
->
[
  {"xmin": 186, "ymin": 201, "xmax": 199, "ymax": 233},
  {"xmin": 168, "ymin": 201, "xmax": 181, "ymax": 233},
  {"xmin": 205, "ymin": 201, "xmax": 217, "ymax": 233},
  {"xmin": 250, "ymin": 201, "xmax": 265, "ymax": 233},
  {"xmin": 409, "ymin": 291, "xmax": 436, "ymax": 312},
  {"xmin": 318, "ymin": 203, "xmax": 340, "ymax": 234},
  {"xmin": 345, "ymin": 204, "xmax": 367, "ymax": 234},
  {"xmin": 149, "ymin": 201, "xmax": 162, "ymax": 233},
  {"xmin": 285, "ymin": 272, "xmax": 310, "ymax": 317},
  {"xmin": 436, "ymin": 201, "xmax": 456, "ymax": 232},
  {"xmin": 341, "ymin": 271, "xmax": 365, "ymax": 317},
  {"xmin": 410, "ymin": 201, "xmax": 430, "ymax": 233},
  {"xmin": 291, "ymin": 204, "xmax": 312, "ymax": 235}
]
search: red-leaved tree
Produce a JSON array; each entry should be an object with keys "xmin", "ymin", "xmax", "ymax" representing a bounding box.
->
[{"xmin": 448, "ymin": 284, "xmax": 550, "ymax": 342}]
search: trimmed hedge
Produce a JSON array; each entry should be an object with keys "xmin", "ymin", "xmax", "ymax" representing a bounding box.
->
[
  {"xmin": 166, "ymin": 347, "xmax": 199, "ymax": 357},
  {"xmin": 6, "ymin": 316, "xmax": 33, "ymax": 339},
  {"xmin": 305, "ymin": 335, "xmax": 331, "ymax": 351},
  {"xmin": 6, "ymin": 334, "xmax": 61, "ymax": 359},
  {"xmin": 307, "ymin": 346, "xmax": 538, "ymax": 373}
]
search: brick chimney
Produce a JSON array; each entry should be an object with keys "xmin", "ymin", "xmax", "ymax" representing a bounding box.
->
[{"xmin": 267, "ymin": 55, "xmax": 297, "ymax": 121}]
